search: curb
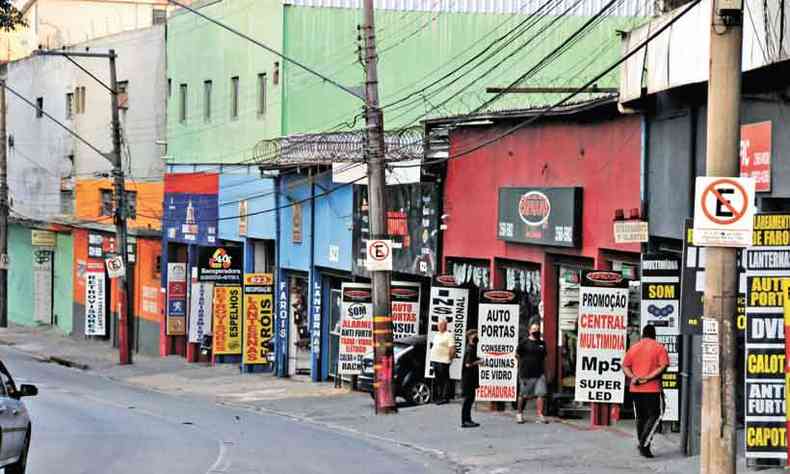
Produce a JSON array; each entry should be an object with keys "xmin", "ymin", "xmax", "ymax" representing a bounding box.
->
[{"xmin": 47, "ymin": 356, "xmax": 90, "ymax": 371}]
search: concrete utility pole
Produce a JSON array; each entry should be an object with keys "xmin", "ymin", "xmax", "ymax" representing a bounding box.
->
[
  {"xmin": 0, "ymin": 81, "xmax": 8, "ymax": 329},
  {"xmin": 361, "ymin": 0, "xmax": 396, "ymax": 414},
  {"xmin": 700, "ymin": 0, "xmax": 743, "ymax": 472}
]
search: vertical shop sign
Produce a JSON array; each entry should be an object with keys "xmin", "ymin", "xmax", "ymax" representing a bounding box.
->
[
  {"xmin": 574, "ymin": 270, "xmax": 629, "ymax": 403},
  {"xmin": 425, "ymin": 276, "xmax": 470, "ymax": 380},
  {"xmin": 212, "ymin": 285, "xmax": 242, "ymax": 355},
  {"xmin": 744, "ymin": 213, "xmax": 789, "ymax": 461},
  {"xmin": 84, "ymin": 271, "xmax": 106, "ymax": 336},
  {"xmin": 239, "ymin": 200, "xmax": 248, "ymax": 236},
  {"xmin": 33, "ymin": 251, "xmax": 52, "ymax": 324},
  {"xmin": 276, "ymin": 277, "xmax": 290, "ymax": 374},
  {"xmin": 740, "ymin": 121, "xmax": 772, "ymax": 192},
  {"xmin": 783, "ymin": 280, "xmax": 790, "ymax": 462},
  {"xmin": 242, "ymin": 273, "xmax": 274, "ymax": 365},
  {"xmin": 188, "ymin": 281, "xmax": 213, "ymax": 343},
  {"xmin": 391, "ymin": 281, "xmax": 421, "ymax": 341},
  {"xmin": 338, "ymin": 283, "xmax": 373, "ymax": 375},
  {"xmin": 292, "ymin": 202, "xmax": 303, "ymax": 243},
  {"xmin": 476, "ymin": 290, "xmax": 520, "ymax": 401},
  {"xmin": 311, "ymin": 275, "xmax": 322, "ymax": 356},
  {"xmin": 166, "ymin": 263, "xmax": 187, "ymax": 335}
]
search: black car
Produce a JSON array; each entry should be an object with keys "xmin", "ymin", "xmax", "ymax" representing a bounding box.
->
[{"xmin": 358, "ymin": 335, "xmax": 432, "ymax": 405}]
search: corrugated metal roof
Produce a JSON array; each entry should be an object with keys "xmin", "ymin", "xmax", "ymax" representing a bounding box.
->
[{"xmin": 284, "ymin": 0, "xmax": 654, "ymax": 16}]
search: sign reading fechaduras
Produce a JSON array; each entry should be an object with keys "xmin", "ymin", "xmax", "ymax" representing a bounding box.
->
[
  {"xmin": 242, "ymin": 273, "xmax": 274, "ymax": 365},
  {"xmin": 198, "ymin": 246, "xmax": 243, "ymax": 283},
  {"xmin": 391, "ymin": 281, "xmax": 421, "ymax": 341},
  {"xmin": 425, "ymin": 275, "xmax": 470, "ymax": 381},
  {"xmin": 338, "ymin": 283, "xmax": 373, "ymax": 375},
  {"xmin": 744, "ymin": 213, "xmax": 790, "ymax": 461},
  {"xmin": 574, "ymin": 270, "xmax": 628, "ymax": 403},
  {"xmin": 497, "ymin": 187, "xmax": 582, "ymax": 247},
  {"xmin": 188, "ymin": 281, "xmax": 213, "ymax": 343},
  {"xmin": 84, "ymin": 271, "xmax": 106, "ymax": 336},
  {"xmin": 476, "ymin": 290, "xmax": 519, "ymax": 402},
  {"xmin": 213, "ymin": 285, "xmax": 242, "ymax": 355}
]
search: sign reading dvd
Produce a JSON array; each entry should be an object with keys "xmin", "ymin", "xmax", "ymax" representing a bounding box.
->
[{"xmin": 497, "ymin": 187, "xmax": 582, "ymax": 247}]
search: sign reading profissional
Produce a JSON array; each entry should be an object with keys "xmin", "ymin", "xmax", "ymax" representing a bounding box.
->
[
  {"xmin": 476, "ymin": 290, "xmax": 519, "ymax": 401},
  {"xmin": 693, "ymin": 176, "xmax": 755, "ymax": 247},
  {"xmin": 574, "ymin": 270, "xmax": 628, "ymax": 404},
  {"xmin": 425, "ymin": 275, "xmax": 470, "ymax": 381}
]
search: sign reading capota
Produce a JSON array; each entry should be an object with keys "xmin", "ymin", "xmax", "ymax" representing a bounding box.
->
[
  {"xmin": 497, "ymin": 187, "xmax": 582, "ymax": 247},
  {"xmin": 198, "ymin": 246, "xmax": 243, "ymax": 283}
]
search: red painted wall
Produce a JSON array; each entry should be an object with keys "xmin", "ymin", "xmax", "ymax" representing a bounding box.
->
[{"xmin": 443, "ymin": 113, "xmax": 642, "ymax": 379}]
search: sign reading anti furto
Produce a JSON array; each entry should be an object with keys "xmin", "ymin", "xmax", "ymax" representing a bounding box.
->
[{"xmin": 574, "ymin": 270, "xmax": 629, "ymax": 404}]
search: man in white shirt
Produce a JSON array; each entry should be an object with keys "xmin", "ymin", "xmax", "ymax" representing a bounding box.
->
[{"xmin": 430, "ymin": 319, "xmax": 455, "ymax": 405}]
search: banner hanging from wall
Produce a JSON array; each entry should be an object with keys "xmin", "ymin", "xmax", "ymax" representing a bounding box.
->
[
  {"xmin": 242, "ymin": 273, "xmax": 274, "ymax": 365},
  {"xmin": 166, "ymin": 263, "xmax": 187, "ymax": 336},
  {"xmin": 188, "ymin": 281, "xmax": 213, "ymax": 343},
  {"xmin": 212, "ymin": 285, "xmax": 242, "ymax": 355},
  {"xmin": 391, "ymin": 281, "xmax": 421, "ymax": 341},
  {"xmin": 574, "ymin": 270, "xmax": 628, "ymax": 404},
  {"xmin": 744, "ymin": 213, "xmax": 789, "ymax": 461},
  {"xmin": 84, "ymin": 271, "xmax": 106, "ymax": 336},
  {"xmin": 476, "ymin": 290, "xmax": 520, "ymax": 402},
  {"xmin": 338, "ymin": 283, "xmax": 373, "ymax": 375},
  {"xmin": 425, "ymin": 275, "xmax": 470, "ymax": 381}
]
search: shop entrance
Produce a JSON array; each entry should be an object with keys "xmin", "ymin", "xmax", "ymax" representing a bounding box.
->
[
  {"xmin": 287, "ymin": 273, "xmax": 311, "ymax": 376},
  {"xmin": 328, "ymin": 288, "xmax": 342, "ymax": 380}
]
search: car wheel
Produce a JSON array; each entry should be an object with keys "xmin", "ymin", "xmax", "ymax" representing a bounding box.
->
[
  {"xmin": 6, "ymin": 426, "xmax": 30, "ymax": 474},
  {"xmin": 407, "ymin": 381, "xmax": 431, "ymax": 405}
]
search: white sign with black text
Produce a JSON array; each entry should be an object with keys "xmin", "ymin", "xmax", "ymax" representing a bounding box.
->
[
  {"xmin": 425, "ymin": 282, "xmax": 469, "ymax": 381},
  {"xmin": 476, "ymin": 290, "xmax": 520, "ymax": 402},
  {"xmin": 84, "ymin": 271, "xmax": 106, "ymax": 336},
  {"xmin": 188, "ymin": 282, "xmax": 214, "ymax": 343}
]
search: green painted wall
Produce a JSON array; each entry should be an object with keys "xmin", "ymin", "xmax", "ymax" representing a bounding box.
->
[
  {"xmin": 53, "ymin": 232, "xmax": 73, "ymax": 335},
  {"xmin": 283, "ymin": 7, "xmax": 648, "ymax": 134},
  {"xmin": 166, "ymin": 0, "xmax": 284, "ymax": 164},
  {"xmin": 8, "ymin": 224, "xmax": 34, "ymax": 326}
]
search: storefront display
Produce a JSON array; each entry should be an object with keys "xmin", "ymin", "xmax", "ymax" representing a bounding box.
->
[{"xmin": 289, "ymin": 275, "xmax": 310, "ymax": 375}]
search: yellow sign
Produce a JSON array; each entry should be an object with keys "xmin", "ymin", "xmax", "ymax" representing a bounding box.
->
[
  {"xmin": 32, "ymin": 230, "xmax": 56, "ymax": 247},
  {"xmin": 212, "ymin": 285, "xmax": 242, "ymax": 355},
  {"xmin": 243, "ymin": 273, "xmax": 274, "ymax": 365}
]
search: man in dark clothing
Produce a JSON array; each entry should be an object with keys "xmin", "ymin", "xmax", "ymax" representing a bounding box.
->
[
  {"xmin": 516, "ymin": 321, "xmax": 548, "ymax": 424},
  {"xmin": 461, "ymin": 329, "xmax": 483, "ymax": 428}
]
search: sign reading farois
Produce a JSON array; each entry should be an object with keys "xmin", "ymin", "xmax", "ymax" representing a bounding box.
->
[
  {"xmin": 212, "ymin": 285, "xmax": 242, "ymax": 355},
  {"xmin": 242, "ymin": 273, "xmax": 274, "ymax": 365},
  {"xmin": 391, "ymin": 282, "xmax": 421, "ymax": 341},
  {"xmin": 85, "ymin": 271, "xmax": 106, "ymax": 336},
  {"xmin": 425, "ymin": 276, "xmax": 470, "ymax": 381},
  {"xmin": 497, "ymin": 187, "xmax": 582, "ymax": 248},
  {"xmin": 476, "ymin": 290, "xmax": 519, "ymax": 402},
  {"xmin": 198, "ymin": 246, "xmax": 243, "ymax": 283},
  {"xmin": 338, "ymin": 283, "xmax": 373, "ymax": 375},
  {"xmin": 574, "ymin": 270, "xmax": 628, "ymax": 404}
]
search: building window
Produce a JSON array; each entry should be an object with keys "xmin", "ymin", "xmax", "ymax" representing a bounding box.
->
[
  {"xmin": 203, "ymin": 80, "xmax": 212, "ymax": 122},
  {"xmin": 100, "ymin": 189, "xmax": 114, "ymax": 216},
  {"xmin": 74, "ymin": 86, "xmax": 86, "ymax": 114},
  {"xmin": 60, "ymin": 190, "xmax": 74, "ymax": 215},
  {"xmin": 167, "ymin": 79, "xmax": 172, "ymax": 99},
  {"xmin": 66, "ymin": 93, "xmax": 74, "ymax": 119},
  {"xmin": 230, "ymin": 76, "xmax": 239, "ymax": 120},
  {"xmin": 117, "ymin": 81, "xmax": 129, "ymax": 110},
  {"xmin": 257, "ymin": 73, "xmax": 266, "ymax": 118},
  {"xmin": 152, "ymin": 7, "xmax": 167, "ymax": 24},
  {"xmin": 125, "ymin": 191, "xmax": 137, "ymax": 219},
  {"xmin": 179, "ymin": 84, "xmax": 187, "ymax": 123},
  {"xmin": 100, "ymin": 189, "xmax": 136, "ymax": 218},
  {"xmin": 35, "ymin": 97, "xmax": 43, "ymax": 118}
]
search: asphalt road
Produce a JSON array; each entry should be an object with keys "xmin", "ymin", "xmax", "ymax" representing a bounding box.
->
[{"xmin": 0, "ymin": 347, "xmax": 452, "ymax": 474}]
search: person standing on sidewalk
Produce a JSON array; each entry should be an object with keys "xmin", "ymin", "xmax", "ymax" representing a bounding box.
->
[
  {"xmin": 430, "ymin": 319, "xmax": 455, "ymax": 405},
  {"xmin": 461, "ymin": 329, "xmax": 483, "ymax": 428},
  {"xmin": 516, "ymin": 321, "xmax": 548, "ymax": 424},
  {"xmin": 623, "ymin": 324, "xmax": 669, "ymax": 458}
]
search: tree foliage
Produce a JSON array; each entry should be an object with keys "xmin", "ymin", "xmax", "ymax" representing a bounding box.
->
[{"xmin": 0, "ymin": 0, "xmax": 26, "ymax": 32}]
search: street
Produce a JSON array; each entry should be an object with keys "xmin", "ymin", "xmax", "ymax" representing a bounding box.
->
[{"xmin": 1, "ymin": 348, "xmax": 450, "ymax": 474}]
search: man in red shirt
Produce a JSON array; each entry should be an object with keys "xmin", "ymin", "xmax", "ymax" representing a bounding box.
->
[{"xmin": 623, "ymin": 324, "xmax": 669, "ymax": 458}]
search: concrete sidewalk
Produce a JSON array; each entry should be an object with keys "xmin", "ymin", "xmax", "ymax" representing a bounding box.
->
[{"xmin": 0, "ymin": 324, "xmax": 778, "ymax": 473}]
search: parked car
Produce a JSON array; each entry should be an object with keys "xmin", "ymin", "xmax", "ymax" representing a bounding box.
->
[
  {"xmin": 0, "ymin": 361, "xmax": 37, "ymax": 474},
  {"xmin": 358, "ymin": 335, "xmax": 432, "ymax": 405}
]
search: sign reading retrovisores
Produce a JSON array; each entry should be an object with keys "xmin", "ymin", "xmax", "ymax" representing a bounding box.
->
[
  {"xmin": 391, "ymin": 281, "xmax": 421, "ymax": 341},
  {"xmin": 338, "ymin": 283, "xmax": 373, "ymax": 375},
  {"xmin": 425, "ymin": 275, "xmax": 470, "ymax": 381},
  {"xmin": 497, "ymin": 187, "xmax": 582, "ymax": 247},
  {"xmin": 693, "ymin": 176, "xmax": 756, "ymax": 247},
  {"xmin": 242, "ymin": 273, "xmax": 274, "ymax": 365},
  {"xmin": 476, "ymin": 290, "xmax": 520, "ymax": 402},
  {"xmin": 198, "ymin": 246, "xmax": 243, "ymax": 283},
  {"xmin": 574, "ymin": 270, "xmax": 628, "ymax": 403},
  {"xmin": 744, "ymin": 213, "xmax": 789, "ymax": 461},
  {"xmin": 166, "ymin": 263, "xmax": 187, "ymax": 336},
  {"xmin": 740, "ymin": 121, "xmax": 772, "ymax": 193},
  {"xmin": 188, "ymin": 281, "xmax": 213, "ymax": 343},
  {"xmin": 212, "ymin": 285, "xmax": 242, "ymax": 355},
  {"xmin": 84, "ymin": 271, "xmax": 106, "ymax": 336}
]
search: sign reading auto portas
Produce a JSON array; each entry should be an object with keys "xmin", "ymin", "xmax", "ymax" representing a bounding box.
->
[
  {"xmin": 498, "ymin": 187, "xmax": 582, "ymax": 247},
  {"xmin": 198, "ymin": 245, "xmax": 243, "ymax": 283}
]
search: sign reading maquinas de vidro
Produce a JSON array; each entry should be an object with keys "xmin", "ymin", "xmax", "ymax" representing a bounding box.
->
[
  {"xmin": 574, "ymin": 270, "xmax": 629, "ymax": 404},
  {"xmin": 198, "ymin": 246, "xmax": 243, "ymax": 283},
  {"xmin": 497, "ymin": 187, "xmax": 582, "ymax": 247}
]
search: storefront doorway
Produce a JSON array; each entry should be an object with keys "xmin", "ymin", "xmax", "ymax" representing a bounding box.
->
[{"xmin": 287, "ymin": 273, "xmax": 311, "ymax": 376}]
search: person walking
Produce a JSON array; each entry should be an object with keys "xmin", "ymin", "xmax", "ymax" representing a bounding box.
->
[
  {"xmin": 516, "ymin": 321, "xmax": 548, "ymax": 424},
  {"xmin": 430, "ymin": 319, "xmax": 455, "ymax": 405},
  {"xmin": 623, "ymin": 324, "xmax": 669, "ymax": 458},
  {"xmin": 461, "ymin": 329, "xmax": 483, "ymax": 428}
]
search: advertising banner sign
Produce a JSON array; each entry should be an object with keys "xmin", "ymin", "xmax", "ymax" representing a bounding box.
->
[
  {"xmin": 198, "ymin": 246, "xmax": 243, "ymax": 283},
  {"xmin": 740, "ymin": 121, "xmax": 772, "ymax": 192},
  {"xmin": 242, "ymin": 273, "xmax": 274, "ymax": 365},
  {"xmin": 188, "ymin": 282, "xmax": 213, "ymax": 343},
  {"xmin": 212, "ymin": 285, "xmax": 242, "ymax": 355},
  {"xmin": 338, "ymin": 283, "xmax": 373, "ymax": 375},
  {"xmin": 744, "ymin": 214, "xmax": 790, "ymax": 461},
  {"xmin": 425, "ymin": 275, "xmax": 470, "ymax": 381},
  {"xmin": 33, "ymin": 253, "xmax": 52, "ymax": 324},
  {"xmin": 85, "ymin": 271, "xmax": 106, "ymax": 336},
  {"xmin": 641, "ymin": 255, "xmax": 681, "ymax": 335},
  {"xmin": 166, "ymin": 263, "xmax": 187, "ymax": 336},
  {"xmin": 497, "ymin": 187, "xmax": 583, "ymax": 247},
  {"xmin": 476, "ymin": 290, "xmax": 520, "ymax": 402},
  {"xmin": 574, "ymin": 270, "xmax": 628, "ymax": 404},
  {"xmin": 391, "ymin": 281, "xmax": 421, "ymax": 341}
]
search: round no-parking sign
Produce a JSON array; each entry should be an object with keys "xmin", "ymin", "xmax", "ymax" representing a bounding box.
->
[{"xmin": 693, "ymin": 176, "xmax": 755, "ymax": 247}]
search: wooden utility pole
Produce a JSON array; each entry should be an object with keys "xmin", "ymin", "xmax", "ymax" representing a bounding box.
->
[
  {"xmin": 362, "ymin": 0, "xmax": 396, "ymax": 414},
  {"xmin": 0, "ymin": 80, "xmax": 8, "ymax": 329},
  {"xmin": 700, "ymin": 0, "xmax": 743, "ymax": 472}
]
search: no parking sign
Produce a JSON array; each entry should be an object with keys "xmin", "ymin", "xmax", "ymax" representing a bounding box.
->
[{"xmin": 693, "ymin": 177, "xmax": 756, "ymax": 247}]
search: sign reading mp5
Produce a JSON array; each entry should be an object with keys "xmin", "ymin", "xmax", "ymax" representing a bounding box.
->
[{"xmin": 497, "ymin": 187, "xmax": 583, "ymax": 247}]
